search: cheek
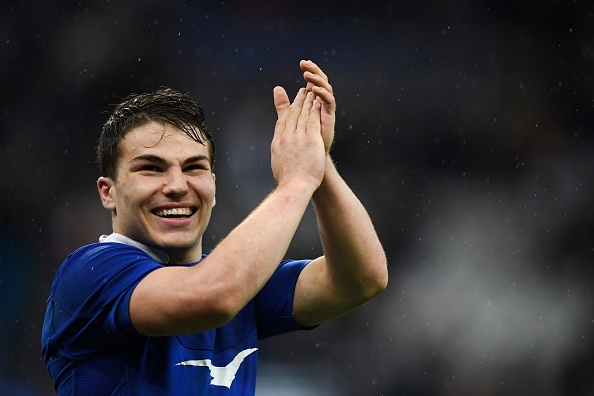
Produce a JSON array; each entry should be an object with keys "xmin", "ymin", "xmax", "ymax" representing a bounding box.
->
[
  {"xmin": 117, "ymin": 181, "xmax": 151, "ymax": 211},
  {"xmin": 192, "ymin": 176, "xmax": 216, "ymax": 197}
]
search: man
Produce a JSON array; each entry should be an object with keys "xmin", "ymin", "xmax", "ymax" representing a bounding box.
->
[{"xmin": 42, "ymin": 60, "xmax": 388, "ymax": 395}]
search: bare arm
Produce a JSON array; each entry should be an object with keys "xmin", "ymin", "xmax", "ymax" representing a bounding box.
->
[
  {"xmin": 293, "ymin": 157, "xmax": 388, "ymax": 327},
  {"xmin": 277, "ymin": 61, "xmax": 388, "ymax": 327},
  {"xmin": 129, "ymin": 88, "xmax": 327, "ymax": 336}
]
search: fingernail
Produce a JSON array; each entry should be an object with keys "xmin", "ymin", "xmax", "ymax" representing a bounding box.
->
[{"xmin": 298, "ymin": 88, "xmax": 305, "ymax": 95}]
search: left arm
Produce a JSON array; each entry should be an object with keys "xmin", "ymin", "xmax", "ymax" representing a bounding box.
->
[
  {"xmin": 293, "ymin": 157, "xmax": 388, "ymax": 327},
  {"xmin": 275, "ymin": 60, "xmax": 388, "ymax": 327}
]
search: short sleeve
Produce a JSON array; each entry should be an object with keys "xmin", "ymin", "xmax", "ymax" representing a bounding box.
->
[
  {"xmin": 44, "ymin": 243, "xmax": 161, "ymax": 358},
  {"xmin": 255, "ymin": 259, "xmax": 316, "ymax": 339}
]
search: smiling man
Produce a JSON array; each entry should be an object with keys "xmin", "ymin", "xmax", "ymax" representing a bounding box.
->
[
  {"xmin": 98, "ymin": 120, "xmax": 216, "ymax": 264},
  {"xmin": 41, "ymin": 60, "xmax": 388, "ymax": 395}
]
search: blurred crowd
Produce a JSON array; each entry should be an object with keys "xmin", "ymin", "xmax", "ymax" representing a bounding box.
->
[{"xmin": 1, "ymin": 1, "xmax": 593, "ymax": 395}]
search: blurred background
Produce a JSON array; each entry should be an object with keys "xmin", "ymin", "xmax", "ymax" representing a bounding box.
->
[{"xmin": 2, "ymin": 0, "xmax": 593, "ymax": 395}]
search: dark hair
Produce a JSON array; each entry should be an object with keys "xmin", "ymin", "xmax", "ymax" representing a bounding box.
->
[{"xmin": 97, "ymin": 87, "xmax": 216, "ymax": 179}]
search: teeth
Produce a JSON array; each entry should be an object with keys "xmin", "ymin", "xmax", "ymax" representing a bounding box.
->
[{"xmin": 156, "ymin": 208, "xmax": 193, "ymax": 217}]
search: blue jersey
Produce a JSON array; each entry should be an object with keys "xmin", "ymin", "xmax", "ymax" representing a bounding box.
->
[{"xmin": 41, "ymin": 234, "xmax": 311, "ymax": 395}]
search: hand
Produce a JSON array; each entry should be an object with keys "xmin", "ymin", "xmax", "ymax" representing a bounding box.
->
[
  {"xmin": 273, "ymin": 61, "xmax": 336, "ymax": 155},
  {"xmin": 271, "ymin": 87, "xmax": 326, "ymax": 191},
  {"xmin": 301, "ymin": 60, "xmax": 336, "ymax": 154}
]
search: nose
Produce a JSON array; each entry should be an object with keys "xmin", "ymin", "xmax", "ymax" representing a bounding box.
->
[{"xmin": 162, "ymin": 167, "xmax": 189, "ymax": 196}]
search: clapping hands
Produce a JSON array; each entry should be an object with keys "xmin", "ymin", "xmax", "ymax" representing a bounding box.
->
[{"xmin": 271, "ymin": 60, "xmax": 336, "ymax": 191}]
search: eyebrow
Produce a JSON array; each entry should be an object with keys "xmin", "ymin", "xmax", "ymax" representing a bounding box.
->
[
  {"xmin": 129, "ymin": 154, "xmax": 166, "ymax": 164},
  {"xmin": 129, "ymin": 154, "xmax": 210, "ymax": 165},
  {"xmin": 184, "ymin": 155, "xmax": 210, "ymax": 164}
]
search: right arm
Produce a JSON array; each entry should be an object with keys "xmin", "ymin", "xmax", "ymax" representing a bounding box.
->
[{"xmin": 129, "ymin": 89, "xmax": 326, "ymax": 336}]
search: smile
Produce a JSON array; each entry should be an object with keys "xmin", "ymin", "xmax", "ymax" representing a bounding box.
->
[{"xmin": 154, "ymin": 207, "xmax": 195, "ymax": 218}]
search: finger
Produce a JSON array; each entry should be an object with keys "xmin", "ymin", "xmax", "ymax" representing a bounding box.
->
[
  {"xmin": 283, "ymin": 88, "xmax": 307, "ymax": 134},
  {"xmin": 300, "ymin": 60, "xmax": 328, "ymax": 83},
  {"xmin": 307, "ymin": 97, "xmax": 322, "ymax": 134},
  {"xmin": 302, "ymin": 68, "xmax": 335, "ymax": 112},
  {"xmin": 273, "ymin": 86, "xmax": 290, "ymax": 118},
  {"xmin": 303, "ymin": 71, "xmax": 332, "ymax": 93},
  {"xmin": 311, "ymin": 85, "xmax": 336, "ymax": 113},
  {"xmin": 297, "ymin": 91, "xmax": 315, "ymax": 134},
  {"xmin": 273, "ymin": 87, "xmax": 301, "ymax": 141}
]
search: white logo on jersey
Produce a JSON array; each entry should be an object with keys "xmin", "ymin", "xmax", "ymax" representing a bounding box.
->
[{"xmin": 175, "ymin": 348, "xmax": 258, "ymax": 388}]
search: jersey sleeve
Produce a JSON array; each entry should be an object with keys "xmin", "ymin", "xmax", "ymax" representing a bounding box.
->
[
  {"xmin": 42, "ymin": 243, "xmax": 161, "ymax": 360},
  {"xmin": 254, "ymin": 259, "xmax": 317, "ymax": 339}
]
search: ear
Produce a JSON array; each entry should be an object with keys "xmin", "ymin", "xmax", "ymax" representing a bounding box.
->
[
  {"xmin": 212, "ymin": 173, "xmax": 216, "ymax": 207},
  {"xmin": 97, "ymin": 177, "xmax": 116, "ymax": 211}
]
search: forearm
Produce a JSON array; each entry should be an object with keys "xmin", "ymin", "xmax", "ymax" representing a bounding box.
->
[
  {"xmin": 203, "ymin": 179, "xmax": 315, "ymax": 304},
  {"xmin": 132, "ymin": 179, "xmax": 316, "ymax": 336},
  {"xmin": 312, "ymin": 157, "xmax": 388, "ymax": 297}
]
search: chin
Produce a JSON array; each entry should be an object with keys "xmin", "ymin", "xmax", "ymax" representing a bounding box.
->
[
  {"xmin": 158, "ymin": 238, "xmax": 196, "ymax": 250},
  {"xmin": 156, "ymin": 234, "xmax": 199, "ymax": 251}
]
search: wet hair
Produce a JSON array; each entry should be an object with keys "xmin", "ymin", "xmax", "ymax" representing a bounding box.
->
[{"xmin": 97, "ymin": 87, "xmax": 216, "ymax": 180}]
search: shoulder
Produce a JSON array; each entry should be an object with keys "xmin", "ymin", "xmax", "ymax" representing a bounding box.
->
[
  {"xmin": 67, "ymin": 241, "xmax": 156, "ymax": 263},
  {"xmin": 52, "ymin": 242, "xmax": 162, "ymax": 314},
  {"xmin": 59, "ymin": 242, "xmax": 160, "ymax": 277}
]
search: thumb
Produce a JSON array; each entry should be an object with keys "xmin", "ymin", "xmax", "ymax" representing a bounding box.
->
[{"xmin": 273, "ymin": 86, "xmax": 290, "ymax": 118}]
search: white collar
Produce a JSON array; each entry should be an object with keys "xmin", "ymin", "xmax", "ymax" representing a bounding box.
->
[{"xmin": 99, "ymin": 233, "xmax": 169, "ymax": 264}]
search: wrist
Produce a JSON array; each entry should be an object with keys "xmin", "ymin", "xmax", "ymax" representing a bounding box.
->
[{"xmin": 275, "ymin": 176, "xmax": 319, "ymax": 199}]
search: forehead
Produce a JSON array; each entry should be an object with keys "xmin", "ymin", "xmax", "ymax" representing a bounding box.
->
[{"xmin": 120, "ymin": 121, "xmax": 211, "ymax": 161}]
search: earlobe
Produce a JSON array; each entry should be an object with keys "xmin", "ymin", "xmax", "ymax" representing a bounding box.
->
[{"xmin": 97, "ymin": 177, "xmax": 116, "ymax": 210}]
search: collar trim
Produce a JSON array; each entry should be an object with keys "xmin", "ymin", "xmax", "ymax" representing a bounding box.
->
[{"xmin": 99, "ymin": 233, "xmax": 169, "ymax": 264}]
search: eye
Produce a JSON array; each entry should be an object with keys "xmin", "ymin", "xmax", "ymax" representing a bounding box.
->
[
  {"xmin": 185, "ymin": 163, "xmax": 209, "ymax": 172},
  {"xmin": 138, "ymin": 165, "xmax": 162, "ymax": 172}
]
